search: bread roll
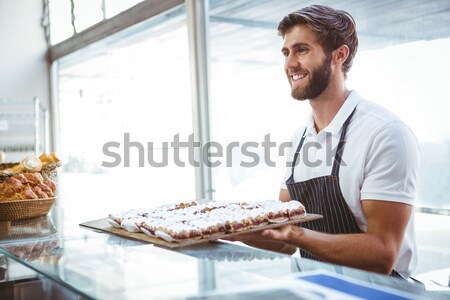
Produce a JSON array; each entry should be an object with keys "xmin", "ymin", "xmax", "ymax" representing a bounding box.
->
[
  {"xmin": 39, "ymin": 153, "xmax": 60, "ymax": 164},
  {"xmin": 11, "ymin": 156, "xmax": 43, "ymax": 173}
]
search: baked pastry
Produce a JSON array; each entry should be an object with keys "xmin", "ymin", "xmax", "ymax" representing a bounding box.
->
[
  {"xmin": 108, "ymin": 200, "xmax": 306, "ymax": 243},
  {"xmin": 10, "ymin": 156, "xmax": 43, "ymax": 173},
  {"xmin": 0, "ymin": 153, "xmax": 60, "ymax": 201},
  {"xmin": 39, "ymin": 153, "xmax": 60, "ymax": 167},
  {"xmin": 0, "ymin": 173, "xmax": 57, "ymax": 201}
]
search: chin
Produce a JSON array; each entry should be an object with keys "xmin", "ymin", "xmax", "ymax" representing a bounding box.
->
[
  {"xmin": 291, "ymin": 89, "xmax": 308, "ymax": 101},
  {"xmin": 293, "ymin": 96, "xmax": 308, "ymax": 101}
]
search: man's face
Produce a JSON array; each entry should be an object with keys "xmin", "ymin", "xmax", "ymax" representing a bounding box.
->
[{"xmin": 282, "ymin": 24, "xmax": 332, "ymax": 101}]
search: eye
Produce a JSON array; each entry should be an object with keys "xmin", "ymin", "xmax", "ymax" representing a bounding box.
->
[{"xmin": 282, "ymin": 50, "xmax": 289, "ymax": 57}]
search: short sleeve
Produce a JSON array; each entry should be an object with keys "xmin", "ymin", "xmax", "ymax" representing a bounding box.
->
[{"xmin": 360, "ymin": 121, "xmax": 419, "ymax": 204}]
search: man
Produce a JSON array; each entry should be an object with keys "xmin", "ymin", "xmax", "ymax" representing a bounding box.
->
[{"xmin": 228, "ymin": 5, "xmax": 419, "ymax": 279}]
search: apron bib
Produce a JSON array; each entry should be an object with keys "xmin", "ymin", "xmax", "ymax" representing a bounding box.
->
[{"xmin": 286, "ymin": 108, "xmax": 402, "ymax": 278}]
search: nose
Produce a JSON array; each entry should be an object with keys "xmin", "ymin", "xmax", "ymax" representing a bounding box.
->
[{"xmin": 285, "ymin": 53, "xmax": 300, "ymax": 72}]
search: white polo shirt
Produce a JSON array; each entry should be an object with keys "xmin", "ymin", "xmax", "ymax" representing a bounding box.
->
[{"xmin": 281, "ymin": 90, "xmax": 419, "ymax": 278}]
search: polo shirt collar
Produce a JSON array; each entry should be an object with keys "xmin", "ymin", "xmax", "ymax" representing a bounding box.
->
[{"xmin": 305, "ymin": 90, "xmax": 360, "ymax": 137}]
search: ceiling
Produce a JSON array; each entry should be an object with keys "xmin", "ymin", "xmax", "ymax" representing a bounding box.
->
[{"xmin": 209, "ymin": 0, "xmax": 450, "ymax": 50}]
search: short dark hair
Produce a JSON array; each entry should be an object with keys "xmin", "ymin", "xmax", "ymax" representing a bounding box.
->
[{"xmin": 278, "ymin": 5, "xmax": 358, "ymax": 78}]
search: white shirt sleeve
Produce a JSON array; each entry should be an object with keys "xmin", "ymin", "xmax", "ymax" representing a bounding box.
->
[{"xmin": 360, "ymin": 121, "xmax": 419, "ymax": 204}]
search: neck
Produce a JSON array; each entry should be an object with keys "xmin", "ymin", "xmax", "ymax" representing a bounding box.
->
[{"xmin": 309, "ymin": 79, "xmax": 349, "ymax": 133}]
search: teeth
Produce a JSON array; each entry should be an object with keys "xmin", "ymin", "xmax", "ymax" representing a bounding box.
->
[{"xmin": 292, "ymin": 74, "xmax": 306, "ymax": 80}]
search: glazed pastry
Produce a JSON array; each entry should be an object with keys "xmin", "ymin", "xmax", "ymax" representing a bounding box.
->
[
  {"xmin": 0, "ymin": 173, "xmax": 57, "ymax": 201},
  {"xmin": 109, "ymin": 200, "xmax": 307, "ymax": 243}
]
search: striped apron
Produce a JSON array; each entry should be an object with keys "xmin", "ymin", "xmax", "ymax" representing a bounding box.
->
[{"xmin": 286, "ymin": 108, "xmax": 402, "ymax": 278}]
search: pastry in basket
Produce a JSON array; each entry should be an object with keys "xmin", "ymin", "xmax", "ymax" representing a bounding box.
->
[
  {"xmin": 0, "ymin": 153, "xmax": 60, "ymax": 202},
  {"xmin": 9, "ymin": 156, "xmax": 43, "ymax": 173},
  {"xmin": 0, "ymin": 173, "xmax": 57, "ymax": 201},
  {"xmin": 0, "ymin": 152, "xmax": 60, "ymax": 174}
]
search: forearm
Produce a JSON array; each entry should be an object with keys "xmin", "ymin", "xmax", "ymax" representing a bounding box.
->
[{"xmin": 287, "ymin": 227, "xmax": 397, "ymax": 274}]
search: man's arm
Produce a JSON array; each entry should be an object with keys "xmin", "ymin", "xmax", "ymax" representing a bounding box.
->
[{"xmin": 262, "ymin": 199, "xmax": 412, "ymax": 274}]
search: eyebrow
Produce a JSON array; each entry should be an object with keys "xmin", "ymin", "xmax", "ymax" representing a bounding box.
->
[{"xmin": 281, "ymin": 42, "xmax": 310, "ymax": 53}]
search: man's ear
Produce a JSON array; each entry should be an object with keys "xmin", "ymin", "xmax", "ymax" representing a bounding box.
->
[{"xmin": 334, "ymin": 44, "xmax": 350, "ymax": 65}]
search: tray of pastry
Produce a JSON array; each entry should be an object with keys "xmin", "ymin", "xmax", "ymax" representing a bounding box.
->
[{"xmin": 80, "ymin": 200, "xmax": 322, "ymax": 249}]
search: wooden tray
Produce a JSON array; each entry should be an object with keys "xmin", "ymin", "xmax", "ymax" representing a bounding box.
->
[{"xmin": 79, "ymin": 213, "xmax": 322, "ymax": 249}]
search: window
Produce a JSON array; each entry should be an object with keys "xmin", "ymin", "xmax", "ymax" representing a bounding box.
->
[
  {"xmin": 48, "ymin": 0, "xmax": 145, "ymax": 44},
  {"xmin": 55, "ymin": 5, "xmax": 195, "ymax": 227},
  {"xmin": 49, "ymin": 0, "xmax": 73, "ymax": 44},
  {"xmin": 208, "ymin": 1, "xmax": 308, "ymax": 202}
]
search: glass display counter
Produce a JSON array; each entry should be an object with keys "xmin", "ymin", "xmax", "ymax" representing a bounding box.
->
[{"xmin": 0, "ymin": 210, "xmax": 442, "ymax": 300}]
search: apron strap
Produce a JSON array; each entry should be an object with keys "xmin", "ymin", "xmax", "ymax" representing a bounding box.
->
[
  {"xmin": 290, "ymin": 106, "xmax": 357, "ymax": 179},
  {"xmin": 290, "ymin": 127, "xmax": 307, "ymax": 177},
  {"xmin": 331, "ymin": 107, "xmax": 357, "ymax": 176}
]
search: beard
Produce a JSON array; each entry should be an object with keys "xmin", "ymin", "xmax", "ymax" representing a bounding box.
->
[{"xmin": 290, "ymin": 53, "xmax": 332, "ymax": 101}]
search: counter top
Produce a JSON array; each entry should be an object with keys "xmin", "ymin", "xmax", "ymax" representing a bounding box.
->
[{"xmin": 0, "ymin": 209, "xmax": 438, "ymax": 299}]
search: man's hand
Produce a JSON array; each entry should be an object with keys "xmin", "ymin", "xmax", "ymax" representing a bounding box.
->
[
  {"xmin": 221, "ymin": 226, "xmax": 298, "ymax": 255},
  {"xmin": 223, "ymin": 225, "xmax": 297, "ymax": 242},
  {"xmin": 260, "ymin": 225, "xmax": 300, "ymax": 243}
]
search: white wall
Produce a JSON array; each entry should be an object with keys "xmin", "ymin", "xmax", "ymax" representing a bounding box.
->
[{"xmin": 0, "ymin": 0, "xmax": 49, "ymax": 108}]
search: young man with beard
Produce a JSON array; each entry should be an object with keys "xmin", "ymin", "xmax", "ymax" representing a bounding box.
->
[{"xmin": 227, "ymin": 5, "xmax": 419, "ymax": 279}]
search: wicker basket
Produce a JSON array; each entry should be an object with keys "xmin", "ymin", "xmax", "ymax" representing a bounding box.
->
[{"xmin": 0, "ymin": 197, "xmax": 56, "ymax": 221}]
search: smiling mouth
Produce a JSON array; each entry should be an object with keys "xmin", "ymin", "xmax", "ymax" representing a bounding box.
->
[{"xmin": 291, "ymin": 73, "xmax": 307, "ymax": 81}]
